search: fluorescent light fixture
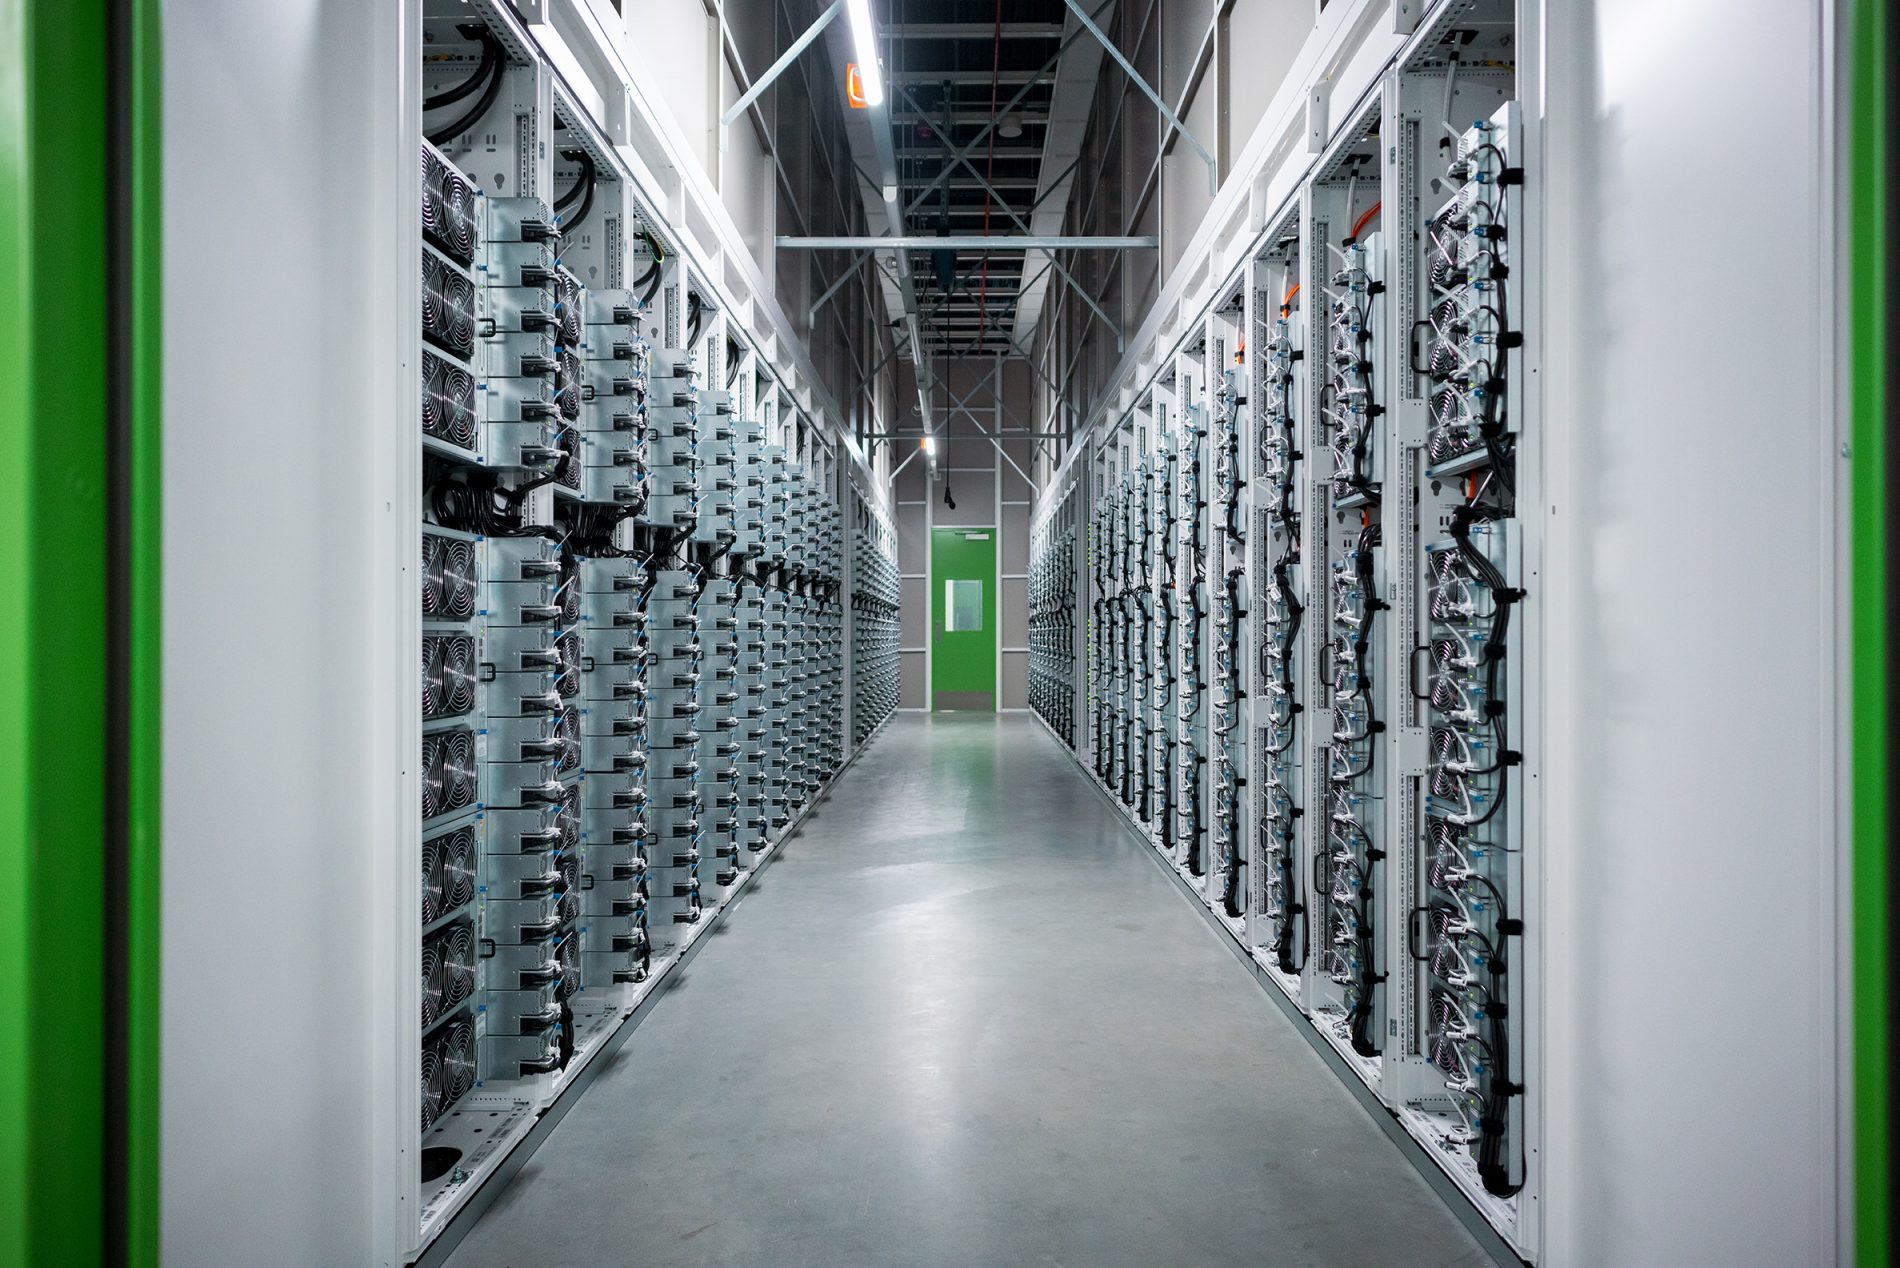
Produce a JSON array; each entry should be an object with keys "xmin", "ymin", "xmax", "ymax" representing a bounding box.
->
[
  {"xmin": 845, "ymin": 0, "xmax": 884, "ymax": 107},
  {"xmin": 922, "ymin": 435, "xmax": 936, "ymax": 454}
]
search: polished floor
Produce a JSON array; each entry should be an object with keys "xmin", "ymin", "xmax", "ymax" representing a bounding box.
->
[{"xmin": 443, "ymin": 712, "xmax": 1491, "ymax": 1268}]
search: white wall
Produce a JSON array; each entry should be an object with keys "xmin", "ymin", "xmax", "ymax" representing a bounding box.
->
[
  {"xmin": 1540, "ymin": 1, "xmax": 1844, "ymax": 1263},
  {"xmin": 163, "ymin": 1, "xmax": 405, "ymax": 1263}
]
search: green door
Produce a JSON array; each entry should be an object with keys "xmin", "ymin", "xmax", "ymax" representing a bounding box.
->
[{"xmin": 931, "ymin": 528, "xmax": 996, "ymax": 710}]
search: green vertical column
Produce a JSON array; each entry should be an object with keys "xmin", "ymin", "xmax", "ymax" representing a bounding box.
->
[
  {"xmin": 0, "ymin": 0, "xmax": 159, "ymax": 1264},
  {"xmin": 0, "ymin": 0, "xmax": 112, "ymax": 1260},
  {"xmin": 119, "ymin": 0, "xmax": 162, "ymax": 1260},
  {"xmin": 1853, "ymin": 0, "xmax": 1892, "ymax": 1263}
]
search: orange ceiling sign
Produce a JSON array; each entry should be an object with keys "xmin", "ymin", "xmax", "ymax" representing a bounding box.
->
[{"xmin": 846, "ymin": 63, "xmax": 869, "ymax": 109}]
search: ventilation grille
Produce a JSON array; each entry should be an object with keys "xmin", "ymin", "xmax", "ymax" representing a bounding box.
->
[
  {"xmin": 420, "ymin": 1016, "xmax": 476, "ymax": 1133},
  {"xmin": 554, "ymin": 704, "xmax": 582, "ymax": 774},
  {"xmin": 422, "ymin": 632, "xmax": 478, "ymax": 719},
  {"xmin": 422, "ymin": 249, "xmax": 476, "ymax": 359},
  {"xmin": 422, "ymin": 824, "xmax": 478, "ymax": 924},
  {"xmin": 554, "ymin": 269, "xmax": 584, "ymax": 345},
  {"xmin": 422, "ymin": 351, "xmax": 478, "ymax": 451},
  {"xmin": 422, "ymin": 727, "xmax": 478, "ymax": 821},
  {"xmin": 421, "ymin": 918, "xmax": 477, "ymax": 1029},
  {"xmin": 422, "ymin": 532, "xmax": 478, "ymax": 621},
  {"xmin": 421, "ymin": 145, "xmax": 478, "ymax": 265},
  {"xmin": 555, "ymin": 632, "xmax": 582, "ymax": 699}
]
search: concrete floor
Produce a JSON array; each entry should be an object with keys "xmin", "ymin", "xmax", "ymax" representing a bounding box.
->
[{"xmin": 443, "ymin": 713, "xmax": 1492, "ymax": 1268}]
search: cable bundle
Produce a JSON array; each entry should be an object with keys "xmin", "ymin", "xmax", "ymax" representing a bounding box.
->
[
  {"xmin": 1325, "ymin": 526, "xmax": 1384, "ymax": 1058},
  {"xmin": 1321, "ymin": 239, "xmax": 1380, "ymax": 505}
]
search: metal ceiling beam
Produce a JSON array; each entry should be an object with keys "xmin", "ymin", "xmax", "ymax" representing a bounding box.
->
[
  {"xmin": 779, "ymin": 234, "xmax": 1156, "ymax": 250},
  {"xmin": 887, "ymin": 21, "xmax": 1063, "ymax": 38},
  {"xmin": 894, "ymin": 147, "xmax": 1043, "ymax": 161},
  {"xmin": 890, "ymin": 69, "xmax": 1044, "ymax": 84},
  {"xmin": 892, "ymin": 110, "xmax": 1052, "ymax": 126},
  {"xmin": 882, "ymin": 430, "xmax": 1070, "ymax": 440},
  {"xmin": 909, "ymin": 176, "xmax": 1041, "ymax": 190}
]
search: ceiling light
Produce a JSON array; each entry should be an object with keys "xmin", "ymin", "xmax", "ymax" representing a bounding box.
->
[
  {"xmin": 998, "ymin": 113, "xmax": 1024, "ymax": 139},
  {"xmin": 845, "ymin": 0, "xmax": 884, "ymax": 108}
]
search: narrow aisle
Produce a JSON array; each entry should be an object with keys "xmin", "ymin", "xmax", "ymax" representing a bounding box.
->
[{"xmin": 444, "ymin": 714, "xmax": 1490, "ymax": 1268}]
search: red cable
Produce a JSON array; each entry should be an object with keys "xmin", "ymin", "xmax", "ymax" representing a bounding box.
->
[
  {"xmin": 976, "ymin": 0, "xmax": 1003, "ymax": 350},
  {"xmin": 1349, "ymin": 200, "xmax": 1383, "ymax": 242}
]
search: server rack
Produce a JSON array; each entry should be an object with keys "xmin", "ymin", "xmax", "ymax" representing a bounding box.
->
[
  {"xmin": 402, "ymin": 2, "xmax": 895, "ymax": 1254},
  {"xmin": 1029, "ymin": 1, "xmax": 1539, "ymax": 1255}
]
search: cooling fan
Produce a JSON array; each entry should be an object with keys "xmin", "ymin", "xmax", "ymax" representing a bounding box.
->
[
  {"xmin": 442, "ymin": 1019, "xmax": 476, "ymax": 1105},
  {"xmin": 421, "ymin": 1017, "xmax": 478, "ymax": 1132},
  {"xmin": 421, "ymin": 934, "xmax": 444, "ymax": 1028},
  {"xmin": 422, "ymin": 251, "xmax": 476, "ymax": 359},
  {"xmin": 555, "ymin": 929, "xmax": 583, "ymax": 1001},
  {"xmin": 554, "ymin": 271, "xmax": 584, "ymax": 345},
  {"xmin": 557, "ymin": 785, "xmax": 582, "ymax": 851},
  {"xmin": 443, "ymin": 827, "xmax": 477, "ymax": 909},
  {"xmin": 557, "ymin": 426, "xmax": 583, "ymax": 490},
  {"xmin": 555, "ymin": 348, "xmax": 584, "ymax": 421},
  {"xmin": 554, "ymin": 632, "xmax": 582, "ymax": 699},
  {"xmin": 422, "ymin": 728, "xmax": 477, "ymax": 820},
  {"xmin": 423, "ymin": 533, "xmax": 478, "ymax": 620},
  {"xmin": 422, "ymin": 833, "xmax": 443, "ymax": 924},
  {"xmin": 439, "ymin": 921, "xmax": 476, "ymax": 1010},
  {"xmin": 420, "ymin": 1041, "xmax": 445, "ymax": 1133},
  {"xmin": 422, "ymin": 351, "xmax": 478, "ymax": 451},
  {"xmin": 421, "ymin": 145, "xmax": 478, "ymax": 265},
  {"xmin": 422, "ymin": 924, "xmax": 476, "ymax": 1084},
  {"xmin": 554, "ymin": 704, "xmax": 582, "ymax": 774},
  {"xmin": 423, "ymin": 825, "xmax": 479, "ymax": 923},
  {"xmin": 557, "ymin": 554, "xmax": 583, "ymax": 624},
  {"xmin": 422, "ymin": 633, "xmax": 478, "ymax": 719}
]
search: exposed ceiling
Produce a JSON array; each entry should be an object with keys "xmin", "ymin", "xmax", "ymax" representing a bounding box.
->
[
  {"xmin": 862, "ymin": 0, "xmax": 1097, "ymax": 361},
  {"xmin": 885, "ymin": 0, "xmax": 1059, "ymax": 358}
]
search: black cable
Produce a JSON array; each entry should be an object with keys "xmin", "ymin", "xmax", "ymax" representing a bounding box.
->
[
  {"xmin": 425, "ymin": 30, "xmax": 501, "ymax": 112},
  {"xmin": 426, "ymin": 34, "xmax": 507, "ymax": 147},
  {"xmin": 554, "ymin": 148, "xmax": 596, "ymax": 233}
]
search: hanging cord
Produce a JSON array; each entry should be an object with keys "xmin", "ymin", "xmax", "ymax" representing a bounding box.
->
[{"xmin": 973, "ymin": 0, "xmax": 1004, "ymax": 350}]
